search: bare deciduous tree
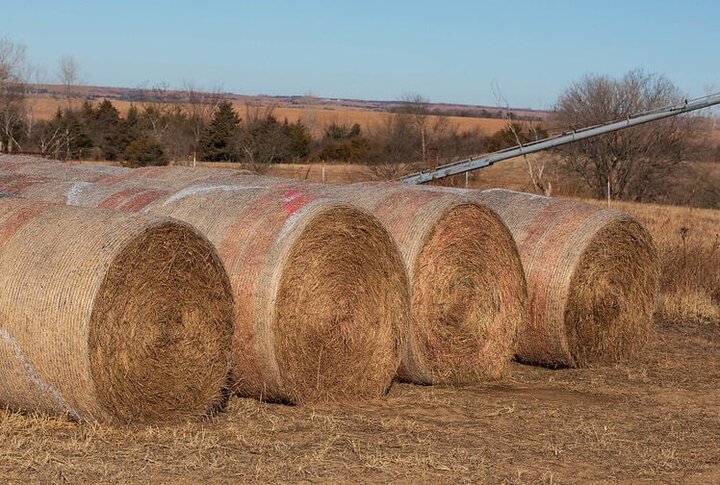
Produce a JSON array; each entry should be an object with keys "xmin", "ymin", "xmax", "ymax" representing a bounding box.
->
[
  {"xmin": 300, "ymin": 90, "xmax": 319, "ymax": 137},
  {"xmin": 398, "ymin": 93, "xmax": 431, "ymax": 164},
  {"xmin": 492, "ymin": 80, "xmax": 551, "ymax": 194},
  {"xmin": 0, "ymin": 37, "xmax": 28, "ymax": 153},
  {"xmin": 138, "ymin": 82, "xmax": 176, "ymax": 138},
  {"xmin": 182, "ymin": 81, "xmax": 223, "ymax": 165},
  {"xmin": 57, "ymin": 55, "xmax": 81, "ymax": 103},
  {"xmin": 554, "ymin": 70, "xmax": 687, "ymax": 201}
]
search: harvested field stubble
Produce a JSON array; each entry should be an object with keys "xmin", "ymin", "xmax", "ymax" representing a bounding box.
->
[
  {"xmin": 0, "ymin": 318, "xmax": 717, "ymax": 483},
  {"xmin": 0, "ymin": 197, "xmax": 235, "ymax": 423},
  {"xmin": 471, "ymin": 189, "xmax": 658, "ymax": 367},
  {"xmin": 0, "ymin": 170, "xmax": 410, "ymax": 404}
]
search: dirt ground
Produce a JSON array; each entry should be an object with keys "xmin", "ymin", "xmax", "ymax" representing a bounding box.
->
[{"xmin": 1, "ymin": 317, "xmax": 717, "ymax": 484}]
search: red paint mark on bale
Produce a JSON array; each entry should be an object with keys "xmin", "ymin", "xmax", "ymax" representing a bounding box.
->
[
  {"xmin": 282, "ymin": 188, "xmax": 318, "ymax": 215},
  {"xmin": 99, "ymin": 188, "xmax": 146, "ymax": 210},
  {"xmin": 121, "ymin": 189, "xmax": 169, "ymax": 212},
  {"xmin": 0, "ymin": 203, "xmax": 51, "ymax": 252},
  {"xmin": 95, "ymin": 167, "xmax": 165, "ymax": 186},
  {"xmin": 0, "ymin": 162, "xmax": 23, "ymax": 173},
  {"xmin": 215, "ymin": 190, "xmax": 287, "ymax": 395}
]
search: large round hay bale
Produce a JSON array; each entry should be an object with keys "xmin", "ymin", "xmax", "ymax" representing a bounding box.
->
[
  {"xmin": 0, "ymin": 174, "xmax": 410, "ymax": 404},
  {"xmin": 0, "ymin": 197, "xmax": 234, "ymax": 423},
  {"xmin": 471, "ymin": 189, "xmax": 658, "ymax": 367}
]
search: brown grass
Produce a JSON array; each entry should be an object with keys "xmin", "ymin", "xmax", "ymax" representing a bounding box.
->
[
  {"xmin": 589, "ymin": 199, "xmax": 720, "ymax": 328},
  {"xmin": 0, "ymin": 199, "xmax": 234, "ymax": 423}
]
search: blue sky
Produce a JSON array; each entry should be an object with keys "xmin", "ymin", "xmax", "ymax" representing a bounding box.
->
[{"xmin": 3, "ymin": 1, "xmax": 718, "ymax": 108}]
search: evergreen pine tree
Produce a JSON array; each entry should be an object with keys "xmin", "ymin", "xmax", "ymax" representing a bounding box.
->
[
  {"xmin": 288, "ymin": 120, "xmax": 312, "ymax": 159},
  {"xmin": 199, "ymin": 101, "xmax": 240, "ymax": 161}
]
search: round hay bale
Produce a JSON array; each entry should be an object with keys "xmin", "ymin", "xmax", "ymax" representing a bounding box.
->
[
  {"xmin": 0, "ymin": 197, "xmax": 234, "ymax": 423},
  {"xmin": 0, "ymin": 174, "xmax": 410, "ymax": 404},
  {"xmin": 472, "ymin": 189, "xmax": 658, "ymax": 367}
]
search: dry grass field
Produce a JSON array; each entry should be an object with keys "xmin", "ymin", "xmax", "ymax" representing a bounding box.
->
[{"xmin": 2, "ymin": 164, "xmax": 718, "ymax": 483}]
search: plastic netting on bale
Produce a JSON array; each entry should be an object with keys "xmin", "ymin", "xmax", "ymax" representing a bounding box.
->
[
  {"xmin": 0, "ymin": 198, "xmax": 234, "ymax": 423},
  {"xmin": 471, "ymin": 189, "xmax": 658, "ymax": 368},
  {"xmin": 54, "ymin": 166, "xmax": 527, "ymax": 386},
  {"xmin": 0, "ymin": 171, "xmax": 410, "ymax": 405}
]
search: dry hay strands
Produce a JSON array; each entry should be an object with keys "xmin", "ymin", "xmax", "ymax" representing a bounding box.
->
[
  {"xmin": 1, "ymin": 172, "xmax": 411, "ymax": 405},
  {"xmin": 473, "ymin": 189, "xmax": 658, "ymax": 368},
  {"xmin": 0, "ymin": 197, "xmax": 235, "ymax": 423},
  {"xmin": 303, "ymin": 181, "xmax": 526, "ymax": 386}
]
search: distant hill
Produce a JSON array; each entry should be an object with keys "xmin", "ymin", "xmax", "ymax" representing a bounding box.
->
[{"xmin": 30, "ymin": 84, "xmax": 550, "ymax": 121}]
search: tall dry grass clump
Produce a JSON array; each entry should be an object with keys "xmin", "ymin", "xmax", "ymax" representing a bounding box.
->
[
  {"xmin": 473, "ymin": 189, "xmax": 658, "ymax": 367},
  {"xmin": 0, "ymin": 171, "xmax": 410, "ymax": 404},
  {"xmin": 656, "ymin": 233, "xmax": 719, "ymax": 325},
  {"xmin": 0, "ymin": 197, "xmax": 234, "ymax": 423}
]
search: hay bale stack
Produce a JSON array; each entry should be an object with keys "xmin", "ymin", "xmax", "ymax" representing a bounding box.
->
[
  {"xmin": 472, "ymin": 189, "xmax": 658, "ymax": 367},
  {"xmin": 0, "ymin": 164, "xmax": 528, "ymax": 384},
  {"xmin": 0, "ymin": 174, "xmax": 410, "ymax": 404},
  {"xmin": 0, "ymin": 197, "xmax": 234, "ymax": 423},
  {"xmin": 85, "ymin": 167, "xmax": 527, "ymax": 385}
]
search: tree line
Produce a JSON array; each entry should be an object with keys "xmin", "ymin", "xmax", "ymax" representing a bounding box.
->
[{"xmin": 4, "ymin": 96, "xmax": 511, "ymax": 170}]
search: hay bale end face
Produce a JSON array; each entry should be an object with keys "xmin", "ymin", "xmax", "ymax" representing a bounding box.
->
[
  {"xmin": 127, "ymin": 170, "xmax": 527, "ymax": 386},
  {"xmin": 474, "ymin": 189, "xmax": 658, "ymax": 367},
  {"xmin": 0, "ymin": 171, "xmax": 410, "ymax": 404},
  {"xmin": 0, "ymin": 198, "xmax": 234, "ymax": 423}
]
